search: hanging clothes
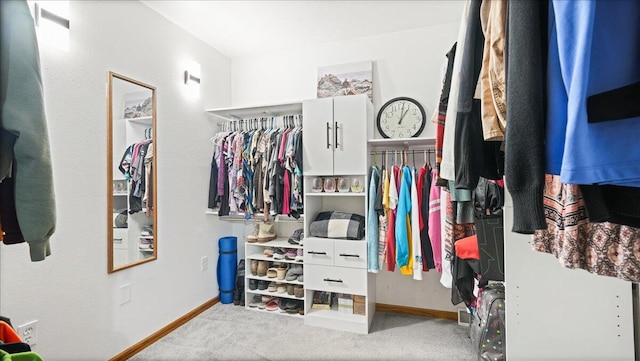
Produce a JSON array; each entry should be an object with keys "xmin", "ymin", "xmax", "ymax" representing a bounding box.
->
[
  {"xmin": 429, "ymin": 169, "xmax": 443, "ymax": 272},
  {"xmin": 396, "ymin": 167, "xmax": 413, "ymax": 275},
  {"xmin": 410, "ymin": 168, "xmax": 422, "ymax": 280},
  {"xmin": 207, "ymin": 116, "xmax": 303, "ymax": 218},
  {"xmin": 533, "ymin": 175, "xmax": 640, "ymax": 283},
  {"xmin": 367, "ymin": 166, "xmax": 380, "ymax": 273},
  {"xmin": 418, "ymin": 165, "xmax": 435, "ymax": 271},
  {"xmin": 386, "ymin": 165, "xmax": 399, "ymax": 272}
]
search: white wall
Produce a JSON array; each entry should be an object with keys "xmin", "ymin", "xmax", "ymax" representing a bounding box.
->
[
  {"xmin": 0, "ymin": 1, "xmax": 231, "ymax": 360},
  {"xmin": 231, "ymin": 22, "xmax": 460, "ymax": 312}
]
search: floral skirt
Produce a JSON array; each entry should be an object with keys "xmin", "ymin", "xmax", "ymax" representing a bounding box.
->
[{"xmin": 533, "ymin": 175, "xmax": 640, "ymax": 282}]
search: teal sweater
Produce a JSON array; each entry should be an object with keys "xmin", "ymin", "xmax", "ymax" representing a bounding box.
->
[{"xmin": 0, "ymin": 0, "xmax": 56, "ymax": 261}]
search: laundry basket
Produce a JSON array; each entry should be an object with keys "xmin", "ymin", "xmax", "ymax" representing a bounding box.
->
[{"xmin": 217, "ymin": 236, "xmax": 238, "ymax": 304}]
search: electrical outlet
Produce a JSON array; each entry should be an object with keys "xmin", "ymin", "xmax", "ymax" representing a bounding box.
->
[
  {"xmin": 17, "ymin": 320, "xmax": 38, "ymax": 346},
  {"xmin": 201, "ymin": 256, "xmax": 208, "ymax": 271}
]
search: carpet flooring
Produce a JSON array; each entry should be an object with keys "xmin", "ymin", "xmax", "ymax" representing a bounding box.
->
[{"xmin": 130, "ymin": 304, "xmax": 476, "ymax": 361}]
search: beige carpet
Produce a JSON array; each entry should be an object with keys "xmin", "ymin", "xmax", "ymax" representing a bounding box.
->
[{"xmin": 131, "ymin": 304, "xmax": 477, "ymax": 361}]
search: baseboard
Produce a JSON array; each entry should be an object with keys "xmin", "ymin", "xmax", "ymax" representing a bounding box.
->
[
  {"xmin": 376, "ymin": 303, "xmax": 458, "ymax": 321},
  {"xmin": 109, "ymin": 297, "xmax": 219, "ymax": 361}
]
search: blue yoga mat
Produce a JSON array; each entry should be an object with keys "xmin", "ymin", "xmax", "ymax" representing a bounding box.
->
[{"xmin": 217, "ymin": 236, "xmax": 238, "ymax": 304}]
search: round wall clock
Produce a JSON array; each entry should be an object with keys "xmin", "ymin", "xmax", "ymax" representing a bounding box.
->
[{"xmin": 376, "ymin": 97, "xmax": 426, "ymax": 139}]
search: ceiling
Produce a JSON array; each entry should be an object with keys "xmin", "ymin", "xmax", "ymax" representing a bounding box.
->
[{"xmin": 140, "ymin": 1, "xmax": 464, "ymax": 58}]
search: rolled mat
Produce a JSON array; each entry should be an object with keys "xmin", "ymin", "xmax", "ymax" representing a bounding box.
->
[{"xmin": 217, "ymin": 236, "xmax": 238, "ymax": 304}]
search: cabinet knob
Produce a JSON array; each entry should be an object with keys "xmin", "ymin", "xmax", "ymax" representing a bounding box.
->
[
  {"xmin": 323, "ymin": 278, "xmax": 343, "ymax": 283},
  {"xmin": 308, "ymin": 251, "xmax": 327, "ymax": 255},
  {"xmin": 339, "ymin": 253, "xmax": 360, "ymax": 258}
]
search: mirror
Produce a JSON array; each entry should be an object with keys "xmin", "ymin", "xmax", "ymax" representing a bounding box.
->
[{"xmin": 107, "ymin": 72, "xmax": 157, "ymax": 273}]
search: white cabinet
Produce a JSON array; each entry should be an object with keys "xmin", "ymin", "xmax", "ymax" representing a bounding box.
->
[
  {"xmin": 303, "ymin": 94, "xmax": 372, "ymax": 176},
  {"xmin": 302, "ymin": 94, "xmax": 375, "ymax": 334}
]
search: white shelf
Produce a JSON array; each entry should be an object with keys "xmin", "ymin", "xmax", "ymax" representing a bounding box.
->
[
  {"xmin": 245, "ymin": 305, "xmax": 304, "ymax": 318},
  {"xmin": 247, "ymin": 274, "xmax": 304, "ymax": 285},
  {"xmin": 205, "ymin": 209, "xmax": 304, "ymax": 222},
  {"xmin": 304, "ymin": 236, "xmax": 366, "ymax": 242},
  {"xmin": 206, "ymin": 102, "xmax": 302, "ymax": 122},
  {"xmin": 368, "ymin": 137, "xmax": 435, "ymax": 147},
  {"xmin": 246, "ymin": 289, "xmax": 305, "ymax": 300},
  {"xmin": 305, "ymin": 309, "xmax": 366, "ymax": 323},
  {"xmin": 138, "ymin": 248, "xmax": 154, "ymax": 252},
  {"xmin": 246, "ymin": 238, "xmax": 303, "ymax": 249},
  {"xmin": 113, "ymin": 192, "xmax": 128, "ymax": 196},
  {"xmin": 306, "ymin": 192, "xmax": 366, "ymax": 197},
  {"xmin": 118, "ymin": 116, "xmax": 152, "ymax": 125},
  {"xmin": 246, "ymin": 254, "xmax": 304, "ymax": 264}
]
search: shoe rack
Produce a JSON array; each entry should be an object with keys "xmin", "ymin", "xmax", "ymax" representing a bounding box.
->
[{"xmin": 244, "ymin": 219, "xmax": 305, "ymax": 318}]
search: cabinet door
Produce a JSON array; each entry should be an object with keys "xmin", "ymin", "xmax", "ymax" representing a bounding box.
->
[
  {"xmin": 333, "ymin": 95, "xmax": 369, "ymax": 175},
  {"xmin": 303, "ymin": 97, "xmax": 335, "ymax": 176}
]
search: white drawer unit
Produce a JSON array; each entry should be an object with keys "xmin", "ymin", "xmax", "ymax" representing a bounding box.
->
[
  {"xmin": 305, "ymin": 264, "xmax": 367, "ymax": 295},
  {"xmin": 304, "ymin": 238, "xmax": 334, "ymax": 266},
  {"xmin": 333, "ymin": 240, "xmax": 367, "ymax": 269}
]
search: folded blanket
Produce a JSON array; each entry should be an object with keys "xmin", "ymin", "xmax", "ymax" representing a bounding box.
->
[{"xmin": 309, "ymin": 211, "xmax": 365, "ymax": 240}]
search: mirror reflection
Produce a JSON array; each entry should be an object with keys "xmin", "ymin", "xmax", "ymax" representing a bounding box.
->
[{"xmin": 108, "ymin": 72, "xmax": 157, "ymax": 273}]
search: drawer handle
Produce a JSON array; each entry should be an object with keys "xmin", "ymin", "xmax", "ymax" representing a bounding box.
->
[
  {"xmin": 323, "ymin": 278, "xmax": 343, "ymax": 283},
  {"xmin": 308, "ymin": 251, "xmax": 327, "ymax": 255},
  {"xmin": 339, "ymin": 253, "xmax": 360, "ymax": 258},
  {"xmin": 114, "ymin": 238, "xmax": 123, "ymax": 243}
]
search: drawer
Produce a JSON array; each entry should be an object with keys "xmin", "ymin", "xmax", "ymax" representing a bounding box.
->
[
  {"xmin": 305, "ymin": 264, "xmax": 367, "ymax": 295},
  {"xmin": 333, "ymin": 240, "xmax": 367, "ymax": 269},
  {"xmin": 113, "ymin": 228, "xmax": 128, "ymax": 249},
  {"xmin": 304, "ymin": 238, "xmax": 334, "ymax": 266}
]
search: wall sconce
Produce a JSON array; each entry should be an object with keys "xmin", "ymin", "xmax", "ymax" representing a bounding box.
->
[
  {"xmin": 184, "ymin": 71, "xmax": 201, "ymax": 86},
  {"xmin": 32, "ymin": 1, "xmax": 70, "ymax": 51},
  {"xmin": 183, "ymin": 61, "xmax": 201, "ymax": 99},
  {"xmin": 34, "ymin": 2, "xmax": 70, "ymax": 29}
]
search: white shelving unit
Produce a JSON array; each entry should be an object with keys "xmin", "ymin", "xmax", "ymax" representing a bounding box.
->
[
  {"xmin": 245, "ymin": 234, "xmax": 305, "ymax": 318},
  {"xmin": 302, "ymin": 94, "xmax": 376, "ymax": 334},
  {"xmin": 367, "ymin": 136, "xmax": 435, "ymax": 148}
]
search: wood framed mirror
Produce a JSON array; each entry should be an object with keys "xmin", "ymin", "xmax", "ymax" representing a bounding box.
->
[{"xmin": 107, "ymin": 72, "xmax": 157, "ymax": 273}]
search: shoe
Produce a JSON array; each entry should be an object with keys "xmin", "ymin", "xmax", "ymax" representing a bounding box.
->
[
  {"xmin": 295, "ymin": 248, "xmax": 304, "ymax": 262},
  {"xmin": 257, "ymin": 280, "xmax": 269, "ymax": 290},
  {"xmin": 294, "ymin": 285, "xmax": 304, "ymax": 298},
  {"xmin": 268, "ymin": 282, "xmax": 277, "ymax": 292},
  {"xmin": 297, "ymin": 274, "xmax": 304, "ymax": 282},
  {"xmin": 276, "ymin": 282, "xmax": 287, "ymax": 294},
  {"xmin": 267, "ymin": 268, "xmax": 278, "ymax": 278},
  {"xmin": 276, "ymin": 267, "xmax": 287, "ymax": 280},
  {"xmin": 284, "ymin": 249, "xmax": 297, "ymax": 260},
  {"xmin": 257, "ymin": 261, "xmax": 269, "ymax": 277},
  {"xmin": 287, "ymin": 228, "xmax": 304, "ymax": 245},
  {"xmin": 273, "ymin": 248, "xmax": 285, "ymax": 260},
  {"xmin": 265, "ymin": 298, "xmax": 280, "ymax": 311},
  {"xmin": 286, "ymin": 264, "xmax": 303, "ymax": 281},
  {"xmin": 257, "ymin": 221, "xmax": 277, "ymax": 242},
  {"xmin": 249, "ymin": 279, "xmax": 258, "ymax": 290},
  {"xmin": 248, "ymin": 295, "xmax": 262, "ymax": 308},
  {"xmin": 250, "ymin": 260, "xmax": 258, "ymax": 276},
  {"xmin": 247, "ymin": 223, "xmax": 259, "ymax": 243},
  {"xmin": 263, "ymin": 247, "xmax": 274, "ymax": 257},
  {"xmin": 287, "ymin": 284, "xmax": 295, "ymax": 295}
]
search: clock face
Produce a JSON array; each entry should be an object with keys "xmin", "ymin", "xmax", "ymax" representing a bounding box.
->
[{"xmin": 377, "ymin": 97, "xmax": 426, "ymax": 139}]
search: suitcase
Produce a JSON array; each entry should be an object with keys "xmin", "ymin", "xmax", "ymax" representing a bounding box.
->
[{"xmin": 470, "ymin": 282, "xmax": 505, "ymax": 361}]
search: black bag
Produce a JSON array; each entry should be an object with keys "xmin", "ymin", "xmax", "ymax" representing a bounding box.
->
[
  {"xmin": 474, "ymin": 178, "xmax": 505, "ymax": 283},
  {"xmin": 233, "ymin": 260, "xmax": 245, "ymax": 306},
  {"xmin": 470, "ymin": 282, "xmax": 506, "ymax": 361}
]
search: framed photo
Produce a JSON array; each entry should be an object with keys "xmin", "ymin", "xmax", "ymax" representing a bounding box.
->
[
  {"xmin": 123, "ymin": 90, "xmax": 153, "ymax": 119},
  {"xmin": 317, "ymin": 60, "xmax": 372, "ymax": 101}
]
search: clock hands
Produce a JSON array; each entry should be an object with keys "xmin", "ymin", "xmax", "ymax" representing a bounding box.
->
[{"xmin": 398, "ymin": 102, "xmax": 408, "ymax": 125}]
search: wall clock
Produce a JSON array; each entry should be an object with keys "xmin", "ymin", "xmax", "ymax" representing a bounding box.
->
[{"xmin": 376, "ymin": 97, "xmax": 426, "ymax": 139}]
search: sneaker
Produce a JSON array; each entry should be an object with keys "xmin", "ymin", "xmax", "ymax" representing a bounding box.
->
[
  {"xmin": 257, "ymin": 280, "xmax": 269, "ymax": 290},
  {"xmin": 246, "ymin": 223, "xmax": 259, "ymax": 243},
  {"xmin": 295, "ymin": 248, "xmax": 304, "ymax": 262},
  {"xmin": 263, "ymin": 247, "xmax": 274, "ymax": 257},
  {"xmin": 287, "ymin": 228, "xmax": 304, "ymax": 245},
  {"xmin": 249, "ymin": 279, "xmax": 258, "ymax": 290},
  {"xmin": 273, "ymin": 248, "xmax": 285, "ymax": 260},
  {"xmin": 248, "ymin": 295, "xmax": 262, "ymax": 308},
  {"xmin": 284, "ymin": 249, "xmax": 297, "ymax": 260},
  {"xmin": 257, "ymin": 221, "xmax": 277, "ymax": 242}
]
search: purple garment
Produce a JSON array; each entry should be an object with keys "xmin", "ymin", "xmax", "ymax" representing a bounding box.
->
[{"xmin": 217, "ymin": 137, "xmax": 227, "ymax": 196}]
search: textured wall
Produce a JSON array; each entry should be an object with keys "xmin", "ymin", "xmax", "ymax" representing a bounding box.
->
[{"xmin": 0, "ymin": 1, "xmax": 231, "ymax": 359}]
